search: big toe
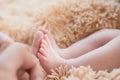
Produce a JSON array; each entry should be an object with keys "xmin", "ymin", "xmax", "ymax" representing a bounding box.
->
[{"xmin": 31, "ymin": 31, "xmax": 44, "ymax": 55}]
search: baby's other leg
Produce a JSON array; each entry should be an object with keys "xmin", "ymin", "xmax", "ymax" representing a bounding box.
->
[
  {"xmin": 66, "ymin": 35, "xmax": 120, "ymax": 71},
  {"xmin": 63, "ymin": 29, "xmax": 120, "ymax": 59}
]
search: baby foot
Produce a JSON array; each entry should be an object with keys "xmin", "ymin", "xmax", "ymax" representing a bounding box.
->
[
  {"xmin": 38, "ymin": 34, "xmax": 66, "ymax": 74},
  {"xmin": 41, "ymin": 29, "xmax": 68, "ymax": 58},
  {"xmin": 41, "ymin": 29, "xmax": 60, "ymax": 51},
  {"xmin": 0, "ymin": 32, "xmax": 13, "ymax": 53},
  {"xmin": 31, "ymin": 31, "xmax": 44, "ymax": 55}
]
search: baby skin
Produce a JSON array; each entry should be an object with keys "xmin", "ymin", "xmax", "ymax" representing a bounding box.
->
[{"xmin": 36, "ymin": 29, "xmax": 120, "ymax": 74}]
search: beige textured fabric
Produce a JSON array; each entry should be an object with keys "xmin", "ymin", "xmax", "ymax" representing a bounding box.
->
[{"xmin": 47, "ymin": 66, "xmax": 120, "ymax": 80}]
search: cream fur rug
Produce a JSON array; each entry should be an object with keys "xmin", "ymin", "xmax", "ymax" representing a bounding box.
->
[{"xmin": 0, "ymin": 0, "xmax": 120, "ymax": 80}]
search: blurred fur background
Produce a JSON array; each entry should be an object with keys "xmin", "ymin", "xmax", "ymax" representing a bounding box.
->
[{"xmin": 0, "ymin": 0, "xmax": 120, "ymax": 48}]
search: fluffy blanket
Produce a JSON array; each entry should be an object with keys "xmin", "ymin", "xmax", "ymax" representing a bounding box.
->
[{"xmin": 0, "ymin": 0, "xmax": 120, "ymax": 80}]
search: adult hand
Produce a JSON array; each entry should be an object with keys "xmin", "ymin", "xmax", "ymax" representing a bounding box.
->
[{"xmin": 0, "ymin": 32, "xmax": 44, "ymax": 80}]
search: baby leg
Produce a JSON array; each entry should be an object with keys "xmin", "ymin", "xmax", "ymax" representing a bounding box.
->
[
  {"xmin": 66, "ymin": 35, "xmax": 120, "ymax": 71},
  {"xmin": 64, "ymin": 29, "xmax": 120, "ymax": 59}
]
